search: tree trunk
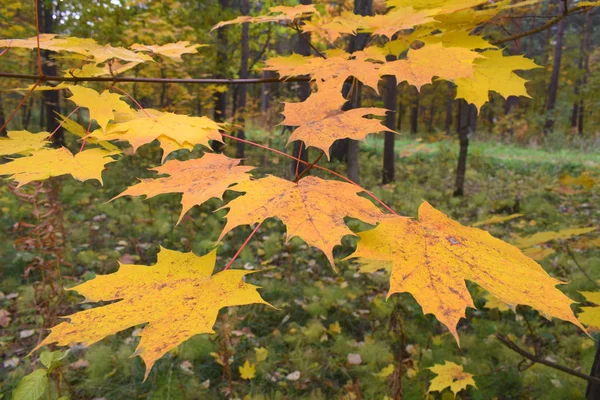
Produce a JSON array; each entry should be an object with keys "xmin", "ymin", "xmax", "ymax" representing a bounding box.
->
[
  {"xmin": 578, "ymin": 12, "xmax": 591, "ymax": 134},
  {"xmin": 289, "ymin": 0, "xmax": 311, "ymax": 176},
  {"xmin": 543, "ymin": 3, "xmax": 566, "ymax": 134},
  {"xmin": 586, "ymin": 341, "xmax": 600, "ymax": 400},
  {"xmin": 454, "ymin": 100, "xmax": 474, "ymax": 197},
  {"xmin": 382, "ymin": 74, "xmax": 397, "ymax": 184},
  {"xmin": 235, "ymin": 0, "xmax": 250, "ymax": 159},
  {"xmin": 410, "ymin": 88, "xmax": 419, "ymax": 134},
  {"xmin": 0, "ymin": 92, "xmax": 6, "ymax": 136},
  {"xmin": 212, "ymin": 0, "xmax": 229, "ymax": 152},
  {"xmin": 39, "ymin": 0, "xmax": 63, "ymax": 146},
  {"xmin": 445, "ymin": 83, "xmax": 453, "ymax": 134}
]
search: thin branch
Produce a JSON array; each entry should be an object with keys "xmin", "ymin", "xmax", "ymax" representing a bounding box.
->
[
  {"xmin": 294, "ymin": 151, "xmax": 324, "ymax": 183},
  {"xmin": 0, "ymin": 72, "xmax": 310, "ymax": 85},
  {"xmin": 221, "ymin": 133, "xmax": 400, "ymax": 216},
  {"xmin": 565, "ymin": 244, "xmax": 599, "ymax": 288},
  {"xmin": 35, "ymin": 0, "xmax": 43, "ymax": 76},
  {"xmin": 491, "ymin": 8, "xmax": 584, "ymax": 45},
  {"xmin": 290, "ymin": 22, "xmax": 327, "ymax": 59},
  {"xmin": 223, "ymin": 222, "xmax": 262, "ymax": 271},
  {"xmin": 248, "ymin": 26, "xmax": 272, "ymax": 72},
  {"xmin": 496, "ymin": 334, "xmax": 600, "ymax": 385},
  {"xmin": 0, "ymin": 80, "xmax": 41, "ymax": 132}
]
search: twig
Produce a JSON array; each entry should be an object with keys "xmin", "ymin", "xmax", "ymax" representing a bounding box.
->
[
  {"xmin": 565, "ymin": 244, "xmax": 599, "ymax": 288},
  {"xmin": 0, "ymin": 72, "xmax": 310, "ymax": 85},
  {"xmin": 294, "ymin": 151, "xmax": 324, "ymax": 183},
  {"xmin": 491, "ymin": 8, "xmax": 584, "ymax": 45},
  {"xmin": 496, "ymin": 334, "xmax": 600, "ymax": 385}
]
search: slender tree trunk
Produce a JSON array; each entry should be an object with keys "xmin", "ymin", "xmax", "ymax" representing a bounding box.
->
[
  {"xmin": 543, "ymin": 3, "xmax": 567, "ymax": 134},
  {"xmin": 586, "ymin": 342, "xmax": 600, "ymax": 400},
  {"xmin": 454, "ymin": 100, "xmax": 474, "ymax": 197},
  {"xmin": 445, "ymin": 83, "xmax": 453, "ymax": 134},
  {"xmin": 578, "ymin": 13, "xmax": 591, "ymax": 134},
  {"xmin": 39, "ymin": 0, "xmax": 63, "ymax": 146},
  {"xmin": 235, "ymin": 0, "xmax": 250, "ymax": 159},
  {"xmin": 396, "ymin": 88, "xmax": 402, "ymax": 131},
  {"xmin": 289, "ymin": 0, "xmax": 311, "ymax": 176},
  {"xmin": 427, "ymin": 102, "xmax": 435, "ymax": 133},
  {"xmin": 382, "ymin": 74, "xmax": 397, "ymax": 184},
  {"xmin": 410, "ymin": 95, "xmax": 419, "ymax": 134},
  {"xmin": 0, "ymin": 92, "xmax": 6, "ymax": 136},
  {"xmin": 212, "ymin": 0, "xmax": 229, "ymax": 152}
]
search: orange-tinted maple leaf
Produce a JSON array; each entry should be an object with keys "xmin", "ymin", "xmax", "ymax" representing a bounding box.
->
[
  {"xmin": 348, "ymin": 201, "xmax": 583, "ymax": 340},
  {"xmin": 219, "ymin": 176, "xmax": 386, "ymax": 267},
  {"xmin": 113, "ymin": 153, "xmax": 253, "ymax": 224},
  {"xmin": 280, "ymin": 84, "xmax": 394, "ymax": 156},
  {"xmin": 34, "ymin": 248, "xmax": 270, "ymax": 379},
  {"xmin": 359, "ymin": 7, "xmax": 434, "ymax": 38},
  {"xmin": 380, "ymin": 43, "xmax": 482, "ymax": 91}
]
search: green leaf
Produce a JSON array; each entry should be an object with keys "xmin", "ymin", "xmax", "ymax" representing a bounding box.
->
[
  {"xmin": 40, "ymin": 349, "xmax": 70, "ymax": 372},
  {"xmin": 12, "ymin": 369, "xmax": 48, "ymax": 400}
]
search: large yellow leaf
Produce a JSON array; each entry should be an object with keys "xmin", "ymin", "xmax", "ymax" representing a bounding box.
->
[
  {"xmin": 455, "ymin": 50, "xmax": 541, "ymax": 110},
  {"xmin": 113, "ymin": 153, "xmax": 253, "ymax": 224},
  {"xmin": 130, "ymin": 41, "xmax": 204, "ymax": 62},
  {"xmin": 281, "ymin": 84, "xmax": 394, "ymax": 156},
  {"xmin": 90, "ymin": 109, "xmax": 223, "ymax": 160},
  {"xmin": 67, "ymin": 86, "xmax": 134, "ymax": 131},
  {"xmin": 427, "ymin": 361, "xmax": 476, "ymax": 396},
  {"xmin": 348, "ymin": 201, "xmax": 583, "ymax": 340},
  {"xmin": 0, "ymin": 130, "xmax": 50, "ymax": 156},
  {"xmin": 219, "ymin": 176, "xmax": 386, "ymax": 267},
  {"xmin": 379, "ymin": 43, "xmax": 483, "ymax": 91},
  {"xmin": 34, "ymin": 248, "xmax": 270, "ymax": 379},
  {"xmin": 0, "ymin": 147, "xmax": 118, "ymax": 187}
]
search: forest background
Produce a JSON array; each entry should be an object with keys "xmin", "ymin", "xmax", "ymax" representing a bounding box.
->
[{"xmin": 0, "ymin": 0, "xmax": 600, "ymax": 399}]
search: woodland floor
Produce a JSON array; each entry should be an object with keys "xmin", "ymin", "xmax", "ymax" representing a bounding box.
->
[{"xmin": 1, "ymin": 131, "xmax": 599, "ymax": 399}]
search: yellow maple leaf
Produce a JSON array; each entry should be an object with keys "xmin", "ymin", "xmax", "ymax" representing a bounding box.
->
[
  {"xmin": 254, "ymin": 347, "xmax": 269, "ymax": 363},
  {"xmin": 483, "ymin": 292, "xmax": 511, "ymax": 312},
  {"xmin": 219, "ymin": 176, "xmax": 386, "ymax": 267},
  {"xmin": 212, "ymin": 4, "xmax": 316, "ymax": 30},
  {"xmin": 265, "ymin": 52, "xmax": 381, "ymax": 92},
  {"xmin": 348, "ymin": 202, "xmax": 583, "ymax": 340},
  {"xmin": 130, "ymin": 41, "xmax": 205, "ymax": 62},
  {"xmin": 559, "ymin": 172, "xmax": 596, "ymax": 189},
  {"xmin": 0, "ymin": 147, "xmax": 118, "ymax": 187},
  {"xmin": 281, "ymin": 84, "xmax": 394, "ymax": 156},
  {"xmin": 472, "ymin": 213, "xmax": 522, "ymax": 227},
  {"xmin": 578, "ymin": 291, "xmax": 600, "ymax": 328},
  {"xmin": 90, "ymin": 109, "xmax": 223, "ymax": 160},
  {"xmin": 239, "ymin": 360, "xmax": 256, "ymax": 380},
  {"xmin": 113, "ymin": 153, "xmax": 253, "ymax": 224},
  {"xmin": 512, "ymin": 227, "xmax": 596, "ymax": 249},
  {"xmin": 427, "ymin": 361, "xmax": 476, "ymax": 396},
  {"xmin": 360, "ymin": 7, "xmax": 435, "ymax": 38},
  {"xmin": 67, "ymin": 86, "xmax": 134, "ymax": 131},
  {"xmin": 379, "ymin": 43, "xmax": 483, "ymax": 91},
  {"xmin": 55, "ymin": 114, "xmax": 120, "ymax": 153},
  {"xmin": 33, "ymin": 248, "xmax": 270, "ymax": 379},
  {"xmin": 387, "ymin": 0, "xmax": 488, "ymax": 16},
  {"xmin": 0, "ymin": 131, "xmax": 50, "ymax": 156},
  {"xmin": 66, "ymin": 61, "xmax": 139, "ymax": 78},
  {"xmin": 0, "ymin": 35, "xmax": 153, "ymax": 64},
  {"xmin": 421, "ymin": 30, "xmax": 496, "ymax": 50},
  {"xmin": 521, "ymin": 247, "xmax": 555, "ymax": 261},
  {"xmin": 374, "ymin": 363, "xmax": 395, "ymax": 379},
  {"xmin": 301, "ymin": 14, "xmax": 358, "ymax": 43},
  {"xmin": 455, "ymin": 50, "xmax": 541, "ymax": 111}
]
